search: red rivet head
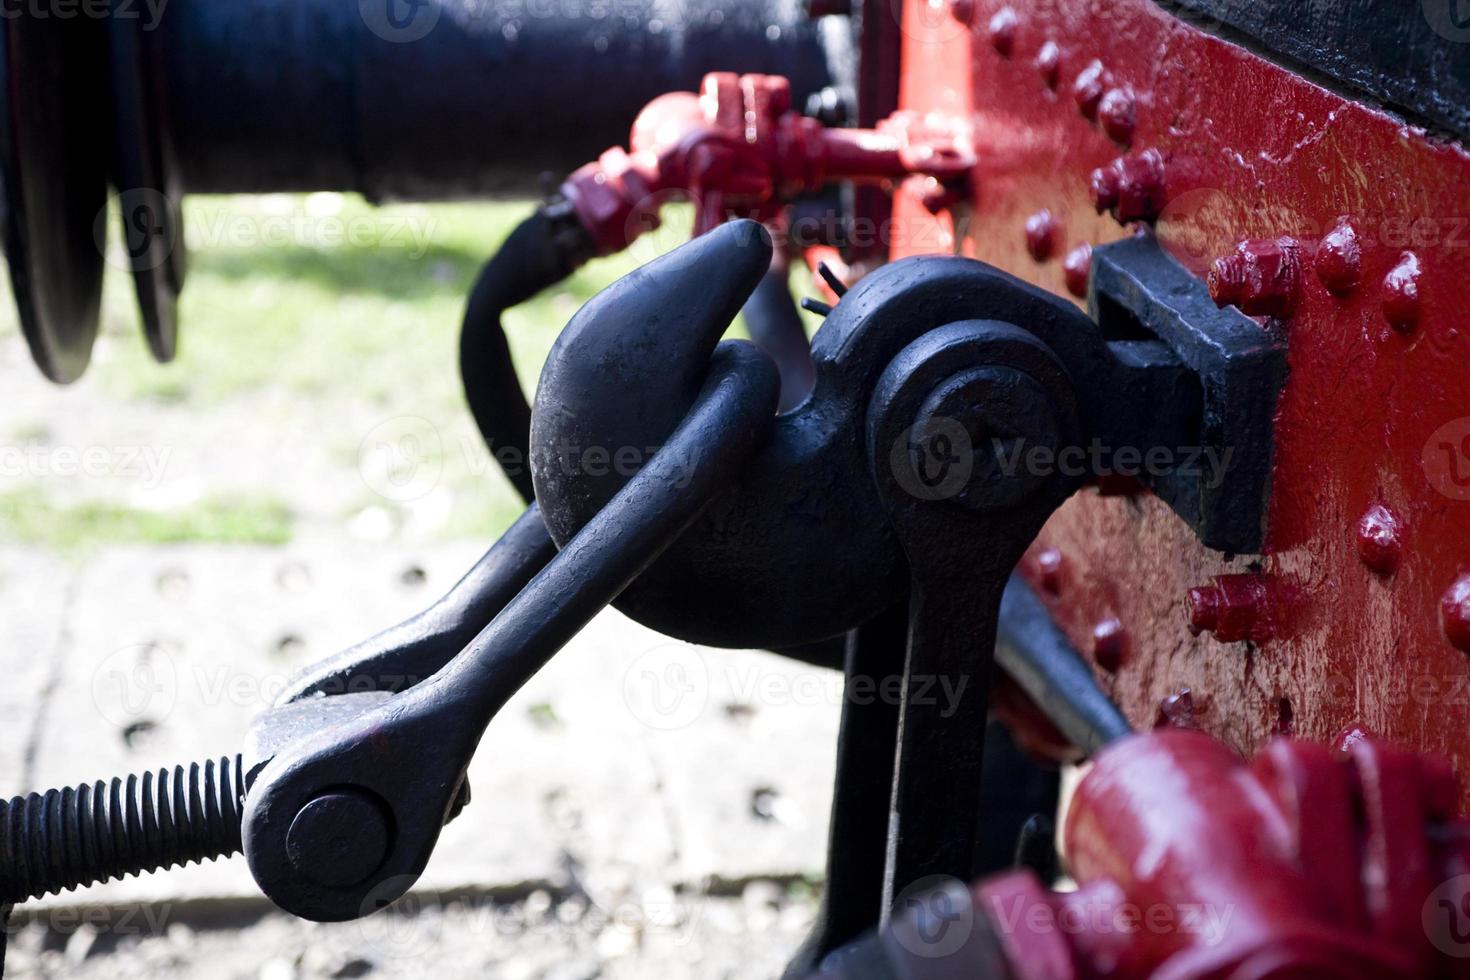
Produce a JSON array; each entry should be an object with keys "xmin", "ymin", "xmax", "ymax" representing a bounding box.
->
[
  {"xmin": 1088, "ymin": 166, "xmax": 1119, "ymax": 213},
  {"xmin": 1156, "ymin": 688, "xmax": 1200, "ymax": 729},
  {"xmin": 1024, "ymin": 209, "xmax": 1059, "ymax": 262},
  {"xmin": 1035, "ymin": 41, "xmax": 1060, "ymax": 88},
  {"xmin": 987, "ymin": 7, "xmax": 1018, "ymax": 55},
  {"xmin": 1315, "ymin": 219, "xmax": 1362, "ymax": 295},
  {"xmin": 1072, "ymin": 60, "xmax": 1107, "ymax": 119},
  {"xmin": 1207, "ymin": 237, "xmax": 1302, "ymax": 318},
  {"xmin": 1092, "ymin": 618, "xmax": 1126, "ymax": 673},
  {"xmin": 1037, "ymin": 548, "xmax": 1063, "ymax": 595},
  {"xmin": 1062, "ymin": 243, "xmax": 1092, "ymax": 298},
  {"xmin": 1442, "ymin": 573, "xmax": 1470, "ymax": 653},
  {"xmin": 1382, "ymin": 251, "xmax": 1422, "ymax": 334},
  {"xmin": 1097, "ymin": 88, "xmax": 1136, "ymax": 144},
  {"xmin": 1355, "ymin": 504, "xmax": 1402, "ymax": 576}
]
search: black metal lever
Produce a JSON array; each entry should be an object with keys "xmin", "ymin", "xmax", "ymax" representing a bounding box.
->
[{"xmin": 242, "ymin": 224, "xmax": 781, "ymax": 922}]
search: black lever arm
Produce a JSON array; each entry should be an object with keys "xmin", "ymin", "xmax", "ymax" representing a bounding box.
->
[{"xmin": 242, "ymin": 341, "xmax": 780, "ymax": 922}]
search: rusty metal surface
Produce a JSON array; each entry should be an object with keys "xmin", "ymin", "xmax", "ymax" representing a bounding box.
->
[{"xmin": 891, "ymin": 0, "xmax": 1470, "ymax": 804}]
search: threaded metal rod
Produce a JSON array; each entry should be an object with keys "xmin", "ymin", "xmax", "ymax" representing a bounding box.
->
[{"xmin": 0, "ymin": 755, "xmax": 247, "ymax": 905}]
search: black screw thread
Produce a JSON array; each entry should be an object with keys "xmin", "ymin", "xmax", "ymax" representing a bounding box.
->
[{"xmin": 0, "ymin": 755, "xmax": 247, "ymax": 905}]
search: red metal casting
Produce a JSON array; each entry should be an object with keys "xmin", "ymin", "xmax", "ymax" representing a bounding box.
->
[
  {"xmin": 974, "ymin": 729, "xmax": 1470, "ymax": 978},
  {"xmin": 559, "ymin": 71, "xmax": 974, "ymax": 257},
  {"xmin": 889, "ymin": 0, "xmax": 1470, "ymax": 809}
]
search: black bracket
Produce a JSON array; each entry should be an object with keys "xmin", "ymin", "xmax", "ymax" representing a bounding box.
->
[{"xmin": 1089, "ymin": 235, "xmax": 1288, "ymax": 555}]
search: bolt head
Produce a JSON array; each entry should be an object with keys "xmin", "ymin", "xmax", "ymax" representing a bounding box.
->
[
  {"xmin": 1207, "ymin": 238, "xmax": 1302, "ymax": 318},
  {"xmin": 286, "ymin": 790, "xmax": 393, "ymax": 890}
]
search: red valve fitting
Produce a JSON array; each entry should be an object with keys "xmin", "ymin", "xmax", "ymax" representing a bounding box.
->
[
  {"xmin": 559, "ymin": 72, "xmax": 975, "ymax": 256},
  {"xmin": 973, "ymin": 729, "xmax": 1470, "ymax": 979}
]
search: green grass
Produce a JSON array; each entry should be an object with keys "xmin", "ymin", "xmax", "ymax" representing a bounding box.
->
[
  {"xmin": 0, "ymin": 493, "xmax": 293, "ymax": 550},
  {"xmin": 102, "ymin": 194, "xmax": 650, "ymax": 410},
  {"xmin": 2, "ymin": 193, "xmax": 810, "ymax": 549}
]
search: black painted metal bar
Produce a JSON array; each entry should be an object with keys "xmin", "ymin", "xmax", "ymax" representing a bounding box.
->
[
  {"xmin": 277, "ymin": 503, "xmax": 559, "ymax": 704},
  {"xmin": 995, "ymin": 577, "xmax": 1133, "ymax": 756},
  {"xmin": 783, "ymin": 602, "xmax": 907, "ymax": 978}
]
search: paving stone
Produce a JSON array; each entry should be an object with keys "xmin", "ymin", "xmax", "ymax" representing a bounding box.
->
[
  {"xmin": 13, "ymin": 543, "xmax": 837, "ymax": 912},
  {"xmin": 0, "ymin": 549, "xmax": 72, "ymax": 786}
]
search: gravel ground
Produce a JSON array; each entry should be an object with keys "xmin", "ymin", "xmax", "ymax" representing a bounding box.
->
[{"xmin": 6, "ymin": 882, "xmax": 815, "ymax": 980}]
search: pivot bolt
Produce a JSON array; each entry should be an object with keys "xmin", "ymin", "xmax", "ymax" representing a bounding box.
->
[
  {"xmin": 1208, "ymin": 237, "xmax": 1303, "ymax": 318},
  {"xmin": 286, "ymin": 789, "xmax": 393, "ymax": 889}
]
